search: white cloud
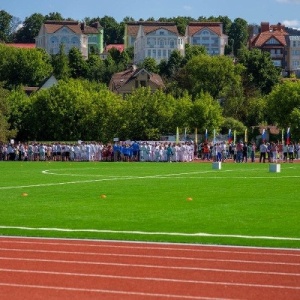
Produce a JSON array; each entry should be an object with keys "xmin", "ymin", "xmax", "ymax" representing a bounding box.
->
[
  {"xmin": 276, "ymin": 0, "xmax": 300, "ymax": 3},
  {"xmin": 183, "ymin": 5, "xmax": 192, "ymax": 11},
  {"xmin": 282, "ymin": 19, "xmax": 300, "ymax": 28}
]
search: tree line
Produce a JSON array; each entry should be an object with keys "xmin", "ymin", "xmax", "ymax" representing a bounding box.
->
[{"xmin": 0, "ymin": 10, "xmax": 300, "ymax": 143}]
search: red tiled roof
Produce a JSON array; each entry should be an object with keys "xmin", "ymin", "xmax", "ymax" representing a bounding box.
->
[
  {"xmin": 251, "ymin": 31, "xmax": 288, "ymax": 47},
  {"xmin": 110, "ymin": 67, "xmax": 165, "ymax": 91},
  {"xmin": 43, "ymin": 21, "xmax": 82, "ymax": 34},
  {"xmin": 187, "ymin": 22, "xmax": 223, "ymax": 37},
  {"xmin": 251, "ymin": 23, "xmax": 288, "ymax": 47},
  {"xmin": 126, "ymin": 22, "xmax": 178, "ymax": 37},
  {"xmin": 6, "ymin": 43, "xmax": 36, "ymax": 49},
  {"xmin": 105, "ymin": 44, "xmax": 124, "ymax": 52}
]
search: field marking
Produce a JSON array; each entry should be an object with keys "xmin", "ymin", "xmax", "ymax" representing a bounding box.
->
[
  {"xmin": 1, "ymin": 248, "xmax": 300, "ymax": 267},
  {"xmin": 2, "ymin": 238, "xmax": 300, "ymax": 256},
  {"xmin": 0, "ymin": 226, "xmax": 299, "ymax": 241},
  {"xmin": 0, "ymin": 269, "xmax": 299, "ymax": 291},
  {"xmin": 0, "ymin": 282, "xmax": 220, "ymax": 300},
  {"xmin": 1, "ymin": 168, "xmax": 300, "ymax": 190}
]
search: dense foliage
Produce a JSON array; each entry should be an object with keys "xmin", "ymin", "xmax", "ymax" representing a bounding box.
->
[{"xmin": 0, "ymin": 10, "xmax": 299, "ymax": 143}]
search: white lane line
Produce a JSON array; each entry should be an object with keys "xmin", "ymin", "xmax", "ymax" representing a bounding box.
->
[
  {"xmin": 0, "ymin": 270, "xmax": 299, "ymax": 291},
  {"xmin": 0, "ymin": 226, "xmax": 299, "ymax": 241},
  {"xmin": 0, "ymin": 255, "xmax": 299, "ymax": 269},
  {"xmin": 1, "ymin": 237, "xmax": 299, "ymax": 256},
  {"xmin": 0, "ymin": 264, "xmax": 299, "ymax": 277},
  {"xmin": 1, "ymin": 247, "xmax": 300, "ymax": 267},
  {"xmin": 0, "ymin": 282, "xmax": 223, "ymax": 300}
]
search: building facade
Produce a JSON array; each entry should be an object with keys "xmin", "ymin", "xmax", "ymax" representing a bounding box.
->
[
  {"xmin": 35, "ymin": 21, "xmax": 103, "ymax": 58},
  {"xmin": 286, "ymin": 28, "xmax": 300, "ymax": 76},
  {"xmin": 250, "ymin": 22, "xmax": 288, "ymax": 71},
  {"xmin": 185, "ymin": 22, "xmax": 228, "ymax": 55},
  {"xmin": 133, "ymin": 22, "xmax": 185, "ymax": 64}
]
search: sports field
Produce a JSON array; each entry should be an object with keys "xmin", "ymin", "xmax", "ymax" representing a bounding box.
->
[{"xmin": 0, "ymin": 161, "xmax": 299, "ymax": 249}]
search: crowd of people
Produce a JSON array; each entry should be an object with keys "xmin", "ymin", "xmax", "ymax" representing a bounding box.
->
[
  {"xmin": 0, "ymin": 140, "xmax": 299, "ymax": 163},
  {"xmin": 0, "ymin": 141, "xmax": 195, "ymax": 162},
  {"xmin": 199, "ymin": 140, "xmax": 300, "ymax": 163}
]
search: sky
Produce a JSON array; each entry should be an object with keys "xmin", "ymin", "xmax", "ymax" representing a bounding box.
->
[{"xmin": 1, "ymin": 0, "xmax": 300, "ymax": 28}]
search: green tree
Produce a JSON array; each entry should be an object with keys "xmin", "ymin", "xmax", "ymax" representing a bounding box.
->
[
  {"xmin": 0, "ymin": 45, "xmax": 53, "ymax": 88},
  {"xmin": 140, "ymin": 57, "xmax": 159, "ymax": 73},
  {"xmin": 184, "ymin": 44, "xmax": 207, "ymax": 61},
  {"xmin": 181, "ymin": 54, "xmax": 243, "ymax": 100},
  {"xmin": 51, "ymin": 44, "xmax": 70, "ymax": 80},
  {"xmin": 6, "ymin": 88, "xmax": 31, "ymax": 141},
  {"xmin": 68, "ymin": 47, "xmax": 88, "ymax": 78},
  {"xmin": 0, "ymin": 83, "xmax": 15, "ymax": 142},
  {"xmin": 266, "ymin": 81, "xmax": 300, "ymax": 139},
  {"xmin": 15, "ymin": 13, "xmax": 45, "ymax": 43},
  {"xmin": 228, "ymin": 18, "xmax": 249, "ymax": 56},
  {"xmin": 238, "ymin": 48, "xmax": 280, "ymax": 95},
  {"xmin": 44, "ymin": 12, "xmax": 64, "ymax": 21},
  {"xmin": 122, "ymin": 88, "xmax": 176, "ymax": 140},
  {"xmin": 189, "ymin": 92, "xmax": 223, "ymax": 133},
  {"xmin": 0, "ymin": 10, "xmax": 13, "ymax": 42},
  {"xmin": 86, "ymin": 53, "xmax": 105, "ymax": 82}
]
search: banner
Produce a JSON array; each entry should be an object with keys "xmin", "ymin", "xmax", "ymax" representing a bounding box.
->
[
  {"xmin": 205, "ymin": 129, "xmax": 208, "ymax": 142},
  {"xmin": 244, "ymin": 128, "xmax": 248, "ymax": 143},
  {"xmin": 228, "ymin": 129, "xmax": 232, "ymax": 143},
  {"xmin": 286, "ymin": 127, "xmax": 291, "ymax": 145},
  {"xmin": 262, "ymin": 129, "xmax": 266, "ymax": 142},
  {"xmin": 176, "ymin": 127, "xmax": 179, "ymax": 144}
]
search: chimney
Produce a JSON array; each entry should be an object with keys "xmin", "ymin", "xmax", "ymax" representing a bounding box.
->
[{"xmin": 261, "ymin": 22, "xmax": 270, "ymax": 33}]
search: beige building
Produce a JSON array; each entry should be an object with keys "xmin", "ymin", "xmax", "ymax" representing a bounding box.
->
[
  {"xmin": 185, "ymin": 22, "xmax": 228, "ymax": 55},
  {"xmin": 109, "ymin": 65, "xmax": 165, "ymax": 97},
  {"xmin": 287, "ymin": 34, "xmax": 300, "ymax": 76},
  {"xmin": 128, "ymin": 22, "xmax": 185, "ymax": 64},
  {"xmin": 35, "ymin": 20, "xmax": 104, "ymax": 59}
]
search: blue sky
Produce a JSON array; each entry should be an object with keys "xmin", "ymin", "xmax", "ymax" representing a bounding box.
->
[{"xmin": 1, "ymin": 0, "xmax": 300, "ymax": 28}]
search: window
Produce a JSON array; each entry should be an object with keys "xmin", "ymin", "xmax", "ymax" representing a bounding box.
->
[
  {"xmin": 159, "ymin": 31, "xmax": 165, "ymax": 35},
  {"xmin": 266, "ymin": 38, "xmax": 280, "ymax": 45},
  {"xmin": 159, "ymin": 39, "xmax": 164, "ymax": 47}
]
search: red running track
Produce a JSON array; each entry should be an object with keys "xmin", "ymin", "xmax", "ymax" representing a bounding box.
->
[{"xmin": 0, "ymin": 236, "xmax": 299, "ymax": 300}]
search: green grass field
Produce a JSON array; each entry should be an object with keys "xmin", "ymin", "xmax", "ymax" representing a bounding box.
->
[{"xmin": 0, "ymin": 161, "xmax": 299, "ymax": 248}]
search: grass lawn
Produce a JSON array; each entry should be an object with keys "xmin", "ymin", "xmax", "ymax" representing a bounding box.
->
[{"xmin": 0, "ymin": 160, "xmax": 299, "ymax": 248}]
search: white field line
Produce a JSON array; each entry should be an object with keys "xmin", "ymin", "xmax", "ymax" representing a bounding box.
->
[
  {"xmin": 0, "ymin": 282, "xmax": 222, "ymax": 300},
  {"xmin": 0, "ymin": 225, "xmax": 299, "ymax": 241},
  {"xmin": 0, "ymin": 268, "xmax": 299, "ymax": 290},
  {"xmin": 1, "ymin": 170, "xmax": 300, "ymax": 190}
]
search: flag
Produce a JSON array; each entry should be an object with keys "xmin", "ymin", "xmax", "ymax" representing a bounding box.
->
[
  {"xmin": 286, "ymin": 127, "xmax": 291, "ymax": 145},
  {"xmin": 244, "ymin": 128, "xmax": 248, "ymax": 143},
  {"xmin": 228, "ymin": 129, "xmax": 232, "ymax": 143},
  {"xmin": 262, "ymin": 129, "xmax": 266, "ymax": 142},
  {"xmin": 176, "ymin": 127, "xmax": 179, "ymax": 144},
  {"xmin": 205, "ymin": 129, "xmax": 208, "ymax": 142},
  {"xmin": 213, "ymin": 129, "xmax": 216, "ymax": 145},
  {"xmin": 195, "ymin": 128, "xmax": 198, "ymax": 145},
  {"xmin": 233, "ymin": 130, "xmax": 236, "ymax": 144}
]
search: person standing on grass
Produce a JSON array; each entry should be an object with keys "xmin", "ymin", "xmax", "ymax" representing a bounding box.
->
[
  {"xmin": 250, "ymin": 142, "xmax": 256, "ymax": 162},
  {"xmin": 259, "ymin": 141, "xmax": 268, "ymax": 163},
  {"xmin": 242, "ymin": 142, "xmax": 248, "ymax": 163},
  {"xmin": 288, "ymin": 143, "xmax": 294, "ymax": 162}
]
